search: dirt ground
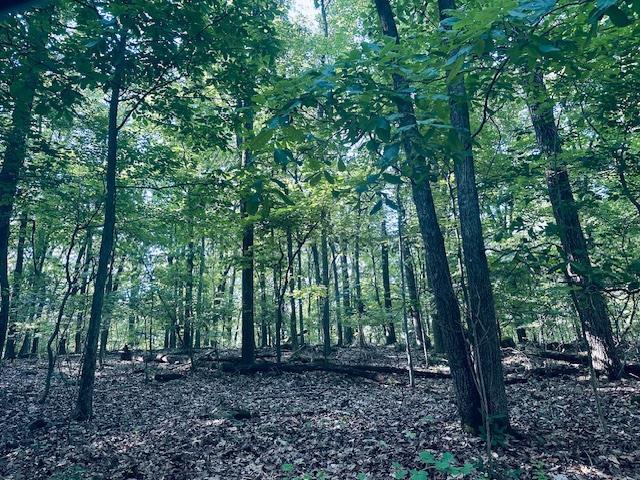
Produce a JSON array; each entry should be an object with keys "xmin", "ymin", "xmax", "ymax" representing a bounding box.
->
[{"xmin": 1, "ymin": 347, "xmax": 639, "ymax": 479}]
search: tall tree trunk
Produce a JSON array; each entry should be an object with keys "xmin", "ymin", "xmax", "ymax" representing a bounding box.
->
[
  {"xmin": 297, "ymin": 251, "xmax": 304, "ymax": 346},
  {"xmin": 354, "ymin": 200, "xmax": 366, "ymax": 347},
  {"xmin": 373, "ymin": 0, "xmax": 483, "ymax": 432},
  {"xmin": 184, "ymin": 239, "xmax": 194, "ymax": 350},
  {"xmin": 239, "ymin": 103, "xmax": 255, "ymax": 364},
  {"xmin": 72, "ymin": 34, "xmax": 125, "ymax": 421},
  {"xmin": 128, "ymin": 263, "xmax": 140, "ymax": 347},
  {"xmin": 321, "ymin": 220, "xmax": 331, "ymax": 358},
  {"xmin": 195, "ymin": 237, "xmax": 205, "ymax": 349},
  {"xmin": 330, "ymin": 242, "xmax": 343, "ymax": 346},
  {"xmin": 286, "ymin": 228, "xmax": 298, "ymax": 349},
  {"xmin": 525, "ymin": 70, "xmax": 622, "ymax": 380},
  {"xmin": 4, "ymin": 211, "xmax": 28, "ymax": 359},
  {"xmin": 74, "ymin": 227, "xmax": 93, "ymax": 354},
  {"xmin": 380, "ymin": 218, "xmax": 396, "ymax": 344},
  {"xmin": 0, "ymin": 10, "xmax": 52, "ymax": 358},
  {"xmin": 339, "ymin": 240, "xmax": 354, "ymax": 344},
  {"xmin": 259, "ymin": 271, "xmax": 268, "ymax": 348},
  {"xmin": 436, "ymin": 0, "xmax": 510, "ymax": 431}
]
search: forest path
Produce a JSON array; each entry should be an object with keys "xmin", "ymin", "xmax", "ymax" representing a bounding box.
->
[{"xmin": 1, "ymin": 349, "xmax": 639, "ymax": 479}]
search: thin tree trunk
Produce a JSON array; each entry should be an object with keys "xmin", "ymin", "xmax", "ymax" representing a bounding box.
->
[
  {"xmin": 321, "ymin": 220, "xmax": 331, "ymax": 358},
  {"xmin": 339, "ymin": 240, "xmax": 354, "ymax": 344},
  {"xmin": 184, "ymin": 239, "xmax": 195, "ymax": 350},
  {"xmin": 380, "ymin": 218, "xmax": 396, "ymax": 344},
  {"xmin": 4, "ymin": 211, "xmax": 28, "ymax": 360},
  {"xmin": 72, "ymin": 33, "xmax": 125, "ymax": 421},
  {"xmin": 287, "ymin": 227, "xmax": 298, "ymax": 349},
  {"xmin": 330, "ymin": 242, "xmax": 343, "ymax": 346}
]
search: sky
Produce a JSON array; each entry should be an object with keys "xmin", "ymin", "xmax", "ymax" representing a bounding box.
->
[{"xmin": 288, "ymin": 0, "xmax": 320, "ymax": 31}]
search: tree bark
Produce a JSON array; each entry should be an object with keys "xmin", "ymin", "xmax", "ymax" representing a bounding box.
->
[
  {"xmin": 524, "ymin": 70, "xmax": 622, "ymax": 380},
  {"xmin": 239, "ymin": 102, "xmax": 256, "ymax": 364},
  {"xmin": 436, "ymin": 0, "xmax": 510, "ymax": 431},
  {"xmin": 72, "ymin": 33, "xmax": 126, "ymax": 420},
  {"xmin": 373, "ymin": 0, "xmax": 483, "ymax": 432}
]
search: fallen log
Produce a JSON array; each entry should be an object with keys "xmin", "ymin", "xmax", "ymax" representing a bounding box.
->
[
  {"xmin": 154, "ymin": 372, "xmax": 186, "ymax": 382},
  {"xmin": 530, "ymin": 349, "xmax": 640, "ymax": 378}
]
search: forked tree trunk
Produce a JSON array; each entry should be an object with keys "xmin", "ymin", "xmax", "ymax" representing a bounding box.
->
[
  {"xmin": 436, "ymin": 0, "xmax": 510, "ymax": 431},
  {"xmin": 373, "ymin": 0, "xmax": 483, "ymax": 432}
]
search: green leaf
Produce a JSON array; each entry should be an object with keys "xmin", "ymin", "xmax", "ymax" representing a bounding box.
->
[
  {"xmin": 605, "ymin": 6, "xmax": 632, "ymax": 26},
  {"xmin": 274, "ymin": 149, "xmax": 293, "ymax": 167},
  {"xmin": 252, "ymin": 129, "xmax": 274, "ymax": 150},
  {"xmin": 382, "ymin": 173, "xmax": 402, "ymax": 184}
]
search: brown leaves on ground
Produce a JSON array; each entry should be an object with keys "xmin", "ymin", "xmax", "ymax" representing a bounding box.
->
[{"xmin": 0, "ymin": 347, "xmax": 639, "ymax": 479}]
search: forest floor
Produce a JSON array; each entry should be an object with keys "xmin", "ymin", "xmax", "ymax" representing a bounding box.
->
[{"xmin": 1, "ymin": 346, "xmax": 639, "ymax": 480}]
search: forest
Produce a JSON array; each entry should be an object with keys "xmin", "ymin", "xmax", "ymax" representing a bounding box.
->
[{"xmin": 0, "ymin": 0, "xmax": 639, "ymax": 478}]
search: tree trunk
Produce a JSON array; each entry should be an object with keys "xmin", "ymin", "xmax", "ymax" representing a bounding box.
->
[
  {"xmin": 321, "ymin": 220, "xmax": 331, "ymax": 357},
  {"xmin": 4, "ymin": 211, "xmax": 28, "ymax": 359},
  {"xmin": 330, "ymin": 242, "xmax": 343, "ymax": 346},
  {"xmin": 239, "ymin": 103, "xmax": 255, "ymax": 364},
  {"xmin": 0, "ymin": 10, "xmax": 52, "ymax": 358},
  {"xmin": 195, "ymin": 237, "xmax": 205, "ymax": 349},
  {"xmin": 380, "ymin": 218, "xmax": 396, "ymax": 344},
  {"xmin": 373, "ymin": 0, "xmax": 483, "ymax": 432},
  {"xmin": 184, "ymin": 239, "xmax": 194, "ymax": 350},
  {"xmin": 525, "ymin": 70, "xmax": 622, "ymax": 380},
  {"xmin": 436, "ymin": 0, "xmax": 510, "ymax": 431},
  {"xmin": 286, "ymin": 228, "xmax": 298, "ymax": 350},
  {"xmin": 354, "ymin": 201, "xmax": 366, "ymax": 347},
  {"xmin": 259, "ymin": 271, "xmax": 268, "ymax": 348},
  {"xmin": 297, "ymin": 250, "xmax": 304, "ymax": 346},
  {"xmin": 72, "ymin": 35, "xmax": 125, "ymax": 421},
  {"xmin": 339, "ymin": 241, "xmax": 354, "ymax": 344}
]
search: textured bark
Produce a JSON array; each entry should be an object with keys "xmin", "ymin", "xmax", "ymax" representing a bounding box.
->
[
  {"xmin": 525, "ymin": 70, "xmax": 622, "ymax": 380},
  {"xmin": 239, "ymin": 104, "xmax": 255, "ymax": 364},
  {"xmin": 72, "ymin": 34, "xmax": 126, "ymax": 421},
  {"xmin": 437, "ymin": 0, "xmax": 510, "ymax": 431},
  {"xmin": 373, "ymin": 0, "xmax": 483, "ymax": 432}
]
